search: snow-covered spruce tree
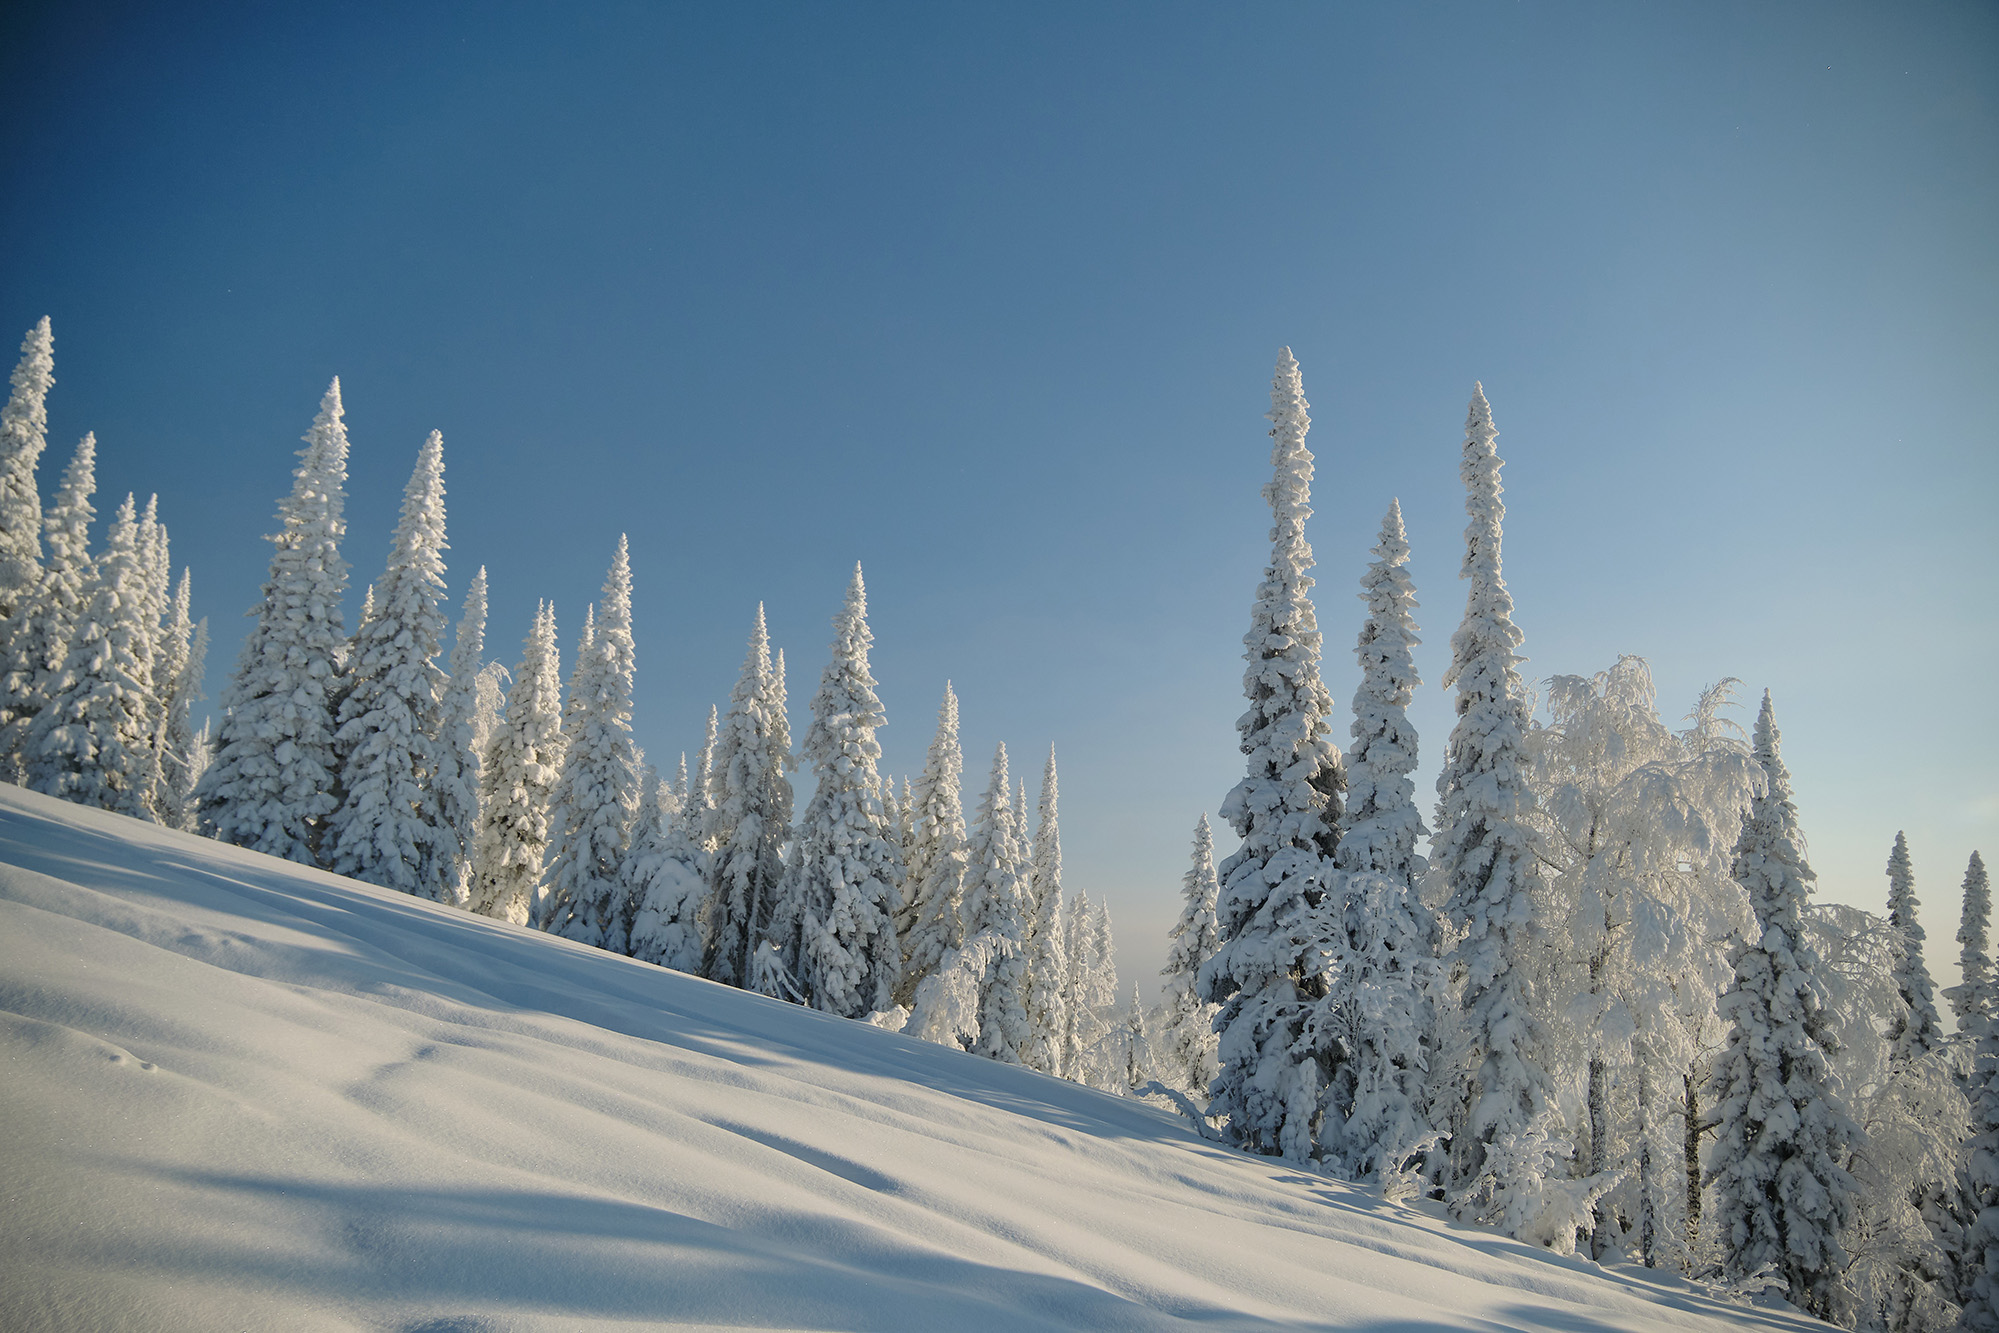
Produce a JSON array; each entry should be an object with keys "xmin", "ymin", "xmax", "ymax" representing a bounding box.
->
[
  {"xmin": 22, "ymin": 495, "xmax": 158, "ymax": 814},
  {"xmin": 700, "ymin": 605, "xmax": 794, "ymax": 989},
  {"xmin": 1121, "ymin": 984, "xmax": 1151, "ymax": 1091},
  {"xmin": 627, "ymin": 759, "xmax": 710, "ymax": 975},
  {"xmin": 1950, "ymin": 853, "xmax": 1993, "ymax": 1034},
  {"xmin": 1963, "ymin": 996, "xmax": 1999, "ymax": 1333},
  {"xmin": 682, "ymin": 705, "xmax": 718, "ymax": 847},
  {"xmin": 1159, "ymin": 815, "xmax": 1222, "ymax": 1099},
  {"xmin": 0, "ymin": 317, "xmax": 53, "ymax": 626},
  {"xmin": 432, "ymin": 566, "xmax": 489, "ymax": 904},
  {"xmin": 467, "ymin": 602, "xmax": 566, "ymax": 924},
  {"xmin": 324, "ymin": 432, "xmax": 451, "ymax": 898},
  {"xmin": 1304, "ymin": 497, "xmax": 1446, "ymax": 1190},
  {"xmin": 1, "ymin": 431, "xmax": 94, "ymax": 779},
  {"xmin": 786, "ymin": 565, "xmax": 902, "ymax": 1017},
  {"xmin": 895, "ymin": 682, "xmax": 969, "ymax": 1008},
  {"xmin": 1079, "ymin": 898, "xmax": 1124, "ymax": 1088},
  {"xmin": 1202, "ymin": 348, "xmax": 1344, "ymax": 1162},
  {"xmin": 148, "ymin": 570, "xmax": 203, "ymax": 828},
  {"xmin": 529, "ymin": 605, "xmax": 592, "ymax": 925},
  {"xmin": 1886, "ymin": 834, "xmax": 1947, "ymax": 1065},
  {"xmin": 1527, "ymin": 658, "xmax": 1762, "ymax": 1263},
  {"xmin": 542, "ymin": 537, "xmax": 642, "ymax": 951},
  {"xmin": 1429, "ymin": 383, "xmax": 1568, "ymax": 1240},
  {"xmin": 196, "ymin": 380, "xmax": 350, "ymax": 863},
  {"xmin": 954, "ymin": 744, "xmax": 1032, "ymax": 1062},
  {"xmin": 1020, "ymin": 746, "xmax": 1070, "ymax": 1076},
  {"xmin": 1706, "ymin": 692, "xmax": 1861, "ymax": 1323}
]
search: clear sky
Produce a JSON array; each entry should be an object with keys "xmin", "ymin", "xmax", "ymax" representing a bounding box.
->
[{"xmin": 2, "ymin": 1, "xmax": 1993, "ymax": 1007}]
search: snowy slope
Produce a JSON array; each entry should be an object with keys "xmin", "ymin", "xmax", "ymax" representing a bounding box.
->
[{"xmin": 0, "ymin": 784, "xmax": 1822, "ymax": 1333}]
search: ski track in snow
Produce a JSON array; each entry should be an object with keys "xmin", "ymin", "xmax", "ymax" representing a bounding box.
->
[{"xmin": 0, "ymin": 784, "xmax": 1824, "ymax": 1332}]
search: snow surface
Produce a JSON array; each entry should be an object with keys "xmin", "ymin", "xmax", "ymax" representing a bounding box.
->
[{"xmin": 0, "ymin": 783, "xmax": 1824, "ymax": 1332}]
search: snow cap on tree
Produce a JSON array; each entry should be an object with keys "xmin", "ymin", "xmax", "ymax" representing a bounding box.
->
[
  {"xmin": 542, "ymin": 536, "xmax": 642, "ymax": 951},
  {"xmin": 1337, "ymin": 498, "xmax": 1426, "ymax": 884},
  {"xmin": 1, "ymin": 430, "xmax": 95, "ymax": 777},
  {"xmin": 196, "ymin": 378, "xmax": 350, "ymax": 863},
  {"xmin": 1706, "ymin": 691, "xmax": 1861, "ymax": 1320},
  {"xmin": 895, "ymin": 681, "xmax": 969, "ymax": 1008},
  {"xmin": 1429, "ymin": 383, "xmax": 1562, "ymax": 1233},
  {"xmin": 1205, "ymin": 347, "xmax": 1343, "ymax": 1161},
  {"xmin": 1158, "ymin": 814, "xmax": 1222, "ymax": 1098},
  {"xmin": 468, "ymin": 601, "xmax": 566, "ymax": 924},
  {"xmin": 0, "ymin": 317, "xmax": 54, "ymax": 620},
  {"xmin": 1950, "ymin": 852, "xmax": 1993, "ymax": 1032},
  {"xmin": 324, "ymin": 430, "xmax": 451, "ymax": 898},
  {"xmin": 788, "ymin": 564, "xmax": 902, "ymax": 1017},
  {"xmin": 22, "ymin": 493, "xmax": 159, "ymax": 815},
  {"xmin": 1884, "ymin": 831, "xmax": 1946, "ymax": 1064}
]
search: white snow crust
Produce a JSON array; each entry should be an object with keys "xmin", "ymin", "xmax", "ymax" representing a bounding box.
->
[{"xmin": 0, "ymin": 783, "xmax": 1824, "ymax": 1332}]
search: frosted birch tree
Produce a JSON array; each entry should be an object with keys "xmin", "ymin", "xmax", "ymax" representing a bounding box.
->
[
  {"xmin": 788, "ymin": 565, "xmax": 902, "ymax": 1017},
  {"xmin": 1430, "ymin": 383, "xmax": 1570, "ymax": 1241},
  {"xmin": 542, "ymin": 537, "xmax": 641, "ymax": 951},
  {"xmin": 1203, "ymin": 348, "xmax": 1344, "ymax": 1162},
  {"xmin": 1706, "ymin": 692, "xmax": 1861, "ymax": 1323},
  {"xmin": 1159, "ymin": 815, "xmax": 1222, "ymax": 1099},
  {"xmin": 324, "ymin": 432, "xmax": 451, "ymax": 898},
  {"xmin": 196, "ymin": 380, "xmax": 350, "ymax": 863},
  {"xmin": 467, "ymin": 602, "xmax": 565, "ymax": 924},
  {"xmin": 895, "ymin": 683, "xmax": 968, "ymax": 1007}
]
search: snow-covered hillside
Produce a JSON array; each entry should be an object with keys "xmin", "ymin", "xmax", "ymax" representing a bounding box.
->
[{"xmin": 0, "ymin": 785, "xmax": 1821, "ymax": 1332}]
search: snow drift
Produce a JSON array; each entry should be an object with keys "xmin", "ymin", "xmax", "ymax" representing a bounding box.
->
[{"xmin": 0, "ymin": 784, "xmax": 1821, "ymax": 1332}]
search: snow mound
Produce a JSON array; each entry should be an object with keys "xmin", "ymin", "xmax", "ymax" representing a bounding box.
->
[{"xmin": 0, "ymin": 785, "xmax": 1822, "ymax": 1332}]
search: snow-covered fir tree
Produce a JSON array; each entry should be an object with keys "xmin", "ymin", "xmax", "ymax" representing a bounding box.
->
[
  {"xmin": 895, "ymin": 682, "xmax": 968, "ymax": 1008},
  {"xmin": 1338, "ymin": 499, "xmax": 1427, "ymax": 884},
  {"xmin": 1, "ymin": 431, "xmax": 94, "ymax": 780},
  {"xmin": 786, "ymin": 565, "xmax": 902, "ymax": 1018},
  {"xmin": 1203, "ymin": 348, "xmax": 1344, "ymax": 1163},
  {"xmin": 627, "ymin": 756, "xmax": 710, "ymax": 975},
  {"xmin": 1429, "ymin": 383, "xmax": 1565, "ymax": 1239},
  {"xmin": 700, "ymin": 605, "xmax": 793, "ymax": 989},
  {"xmin": 0, "ymin": 317, "xmax": 53, "ymax": 627},
  {"xmin": 682, "ymin": 705, "xmax": 718, "ymax": 848},
  {"xmin": 1706, "ymin": 692, "xmax": 1861, "ymax": 1323},
  {"xmin": 433, "ymin": 566, "xmax": 489, "ymax": 903},
  {"xmin": 1121, "ymin": 984, "xmax": 1151, "ymax": 1090},
  {"xmin": 1885, "ymin": 833, "xmax": 1947, "ymax": 1065},
  {"xmin": 1063, "ymin": 888, "xmax": 1110, "ymax": 1080},
  {"xmin": 1950, "ymin": 852, "xmax": 1993, "ymax": 1034},
  {"xmin": 1158, "ymin": 815, "xmax": 1222, "ymax": 1099},
  {"xmin": 323, "ymin": 432, "xmax": 451, "ymax": 898},
  {"xmin": 1077, "ymin": 897, "xmax": 1124, "ymax": 1089},
  {"xmin": 1962, "ymin": 992, "xmax": 1999, "ymax": 1333},
  {"xmin": 1019, "ymin": 747, "xmax": 1069, "ymax": 1076},
  {"xmin": 196, "ymin": 380, "xmax": 350, "ymax": 863},
  {"xmin": 958, "ymin": 744, "xmax": 1033, "ymax": 1063},
  {"xmin": 149, "ymin": 570, "xmax": 205, "ymax": 829},
  {"xmin": 22, "ymin": 495, "xmax": 158, "ymax": 815},
  {"xmin": 542, "ymin": 537, "xmax": 642, "ymax": 951},
  {"xmin": 467, "ymin": 602, "xmax": 566, "ymax": 924}
]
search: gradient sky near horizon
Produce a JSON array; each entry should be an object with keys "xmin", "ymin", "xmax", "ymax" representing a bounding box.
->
[{"xmin": 3, "ymin": 1, "xmax": 1993, "ymax": 1008}]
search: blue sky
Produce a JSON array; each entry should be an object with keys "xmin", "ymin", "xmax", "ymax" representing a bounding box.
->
[{"xmin": 2, "ymin": 1, "xmax": 1993, "ymax": 1003}]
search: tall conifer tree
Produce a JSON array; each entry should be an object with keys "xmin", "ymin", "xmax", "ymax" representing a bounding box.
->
[
  {"xmin": 1886, "ymin": 833, "xmax": 1947, "ymax": 1063},
  {"xmin": 1159, "ymin": 814, "xmax": 1222, "ymax": 1098},
  {"xmin": 896, "ymin": 682, "xmax": 968, "ymax": 1007},
  {"xmin": 1204, "ymin": 348, "xmax": 1343, "ymax": 1161},
  {"xmin": 1, "ymin": 431, "xmax": 94, "ymax": 778},
  {"xmin": 1020, "ymin": 747, "xmax": 1069, "ymax": 1076},
  {"xmin": 701, "ymin": 605, "xmax": 794, "ymax": 988},
  {"xmin": 1950, "ymin": 853, "xmax": 1994, "ymax": 1033},
  {"xmin": 0, "ymin": 317, "xmax": 53, "ymax": 625},
  {"xmin": 467, "ymin": 602, "xmax": 566, "ymax": 924},
  {"xmin": 197, "ymin": 380, "xmax": 350, "ymax": 862},
  {"xmin": 963, "ymin": 743, "xmax": 1032, "ymax": 1064},
  {"xmin": 435, "ymin": 566, "xmax": 489, "ymax": 901},
  {"xmin": 325, "ymin": 432, "xmax": 451, "ymax": 897}
]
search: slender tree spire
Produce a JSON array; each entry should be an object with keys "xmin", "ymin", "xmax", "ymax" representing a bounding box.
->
[
  {"xmin": 701, "ymin": 604, "xmax": 794, "ymax": 988},
  {"xmin": 149, "ymin": 568, "xmax": 202, "ymax": 829},
  {"xmin": 1885, "ymin": 831, "xmax": 1947, "ymax": 1063},
  {"xmin": 896, "ymin": 681, "xmax": 968, "ymax": 1007},
  {"xmin": 1158, "ymin": 814, "xmax": 1222, "ymax": 1098},
  {"xmin": 1205, "ymin": 347, "xmax": 1343, "ymax": 1161},
  {"xmin": 324, "ymin": 431, "xmax": 451, "ymax": 897},
  {"xmin": 1950, "ymin": 852, "xmax": 1994, "ymax": 1032},
  {"xmin": 196, "ymin": 379, "xmax": 350, "ymax": 863},
  {"xmin": 435, "ymin": 565, "xmax": 490, "ymax": 902},
  {"xmin": 467, "ymin": 602, "xmax": 566, "ymax": 924},
  {"xmin": 1338, "ymin": 499, "xmax": 1427, "ymax": 884},
  {"xmin": 788, "ymin": 564, "xmax": 902, "ymax": 1017},
  {"xmin": 1020, "ymin": 746, "xmax": 1069, "ymax": 1076},
  {"xmin": 542, "ymin": 536, "xmax": 641, "ymax": 950},
  {"xmin": 1431, "ymin": 383, "xmax": 1561, "ymax": 1229},
  {"xmin": 1707, "ymin": 692, "xmax": 1860, "ymax": 1321},
  {"xmin": 0, "ymin": 317, "xmax": 54, "ymax": 623},
  {"xmin": 963, "ymin": 742, "xmax": 1032, "ymax": 1064}
]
